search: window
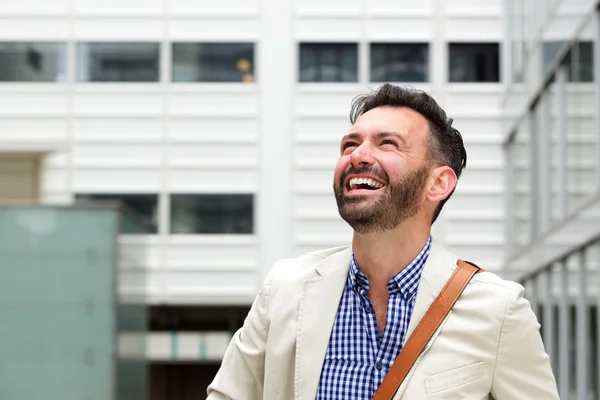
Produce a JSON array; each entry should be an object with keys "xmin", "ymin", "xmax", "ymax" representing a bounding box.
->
[
  {"xmin": 170, "ymin": 194, "xmax": 253, "ymax": 234},
  {"xmin": 77, "ymin": 43, "xmax": 159, "ymax": 82},
  {"xmin": 370, "ymin": 43, "xmax": 429, "ymax": 82},
  {"xmin": 0, "ymin": 42, "xmax": 66, "ymax": 82},
  {"xmin": 75, "ymin": 194, "xmax": 158, "ymax": 234},
  {"xmin": 448, "ymin": 43, "xmax": 500, "ymax": 82},
  {"xmin": 299, "ymin": 43, "xmax": 358, "ymax": 82},
  {"xmin": 172, "ymin": 43, "xmax": 255, "ymax": 82}
]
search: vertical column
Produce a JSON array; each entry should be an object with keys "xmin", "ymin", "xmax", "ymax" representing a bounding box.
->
[
  {"xmin": 542, "ymin": 266, "xmax": 556, "ymax": 375},
  {"xmin": 558, "ymin": 259, "xmax": 571, "ymax": 400},
  {"xmin": 257, "ymin": 0, "xmax": 294, "ymax": 278},
  {"xmin": 575, "ymin": 250, "xmax": 589, "ymax": 400},
  {"xmin": 595, "ymin": 8, "xmax": 600, "ymax": 189},
  {"xmin": 429, "ymin": 0, "xmax": 448, "ymax": 241},
  {"xmin": 556, "ymin": 66, "xmax": 568, "ymax": 219},
  {"xmin": 528, "ymin": 111, "xmax": 538, "ymax": 239}
]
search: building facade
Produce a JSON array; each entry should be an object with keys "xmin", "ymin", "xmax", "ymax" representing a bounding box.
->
[
  {"xmin": 503, "ymin": 0, "xmax": 600, "ymax": 398},
  {"xmin": 0, "ymin": 0, "xmax": 506, "ymax": 397}
]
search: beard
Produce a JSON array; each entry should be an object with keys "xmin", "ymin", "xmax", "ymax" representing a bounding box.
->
[{"xmin": 334, "ymin": 164, "xmax": 430, "ymax": 234}]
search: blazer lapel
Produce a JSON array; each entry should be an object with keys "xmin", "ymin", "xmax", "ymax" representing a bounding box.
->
[
  {"xmin": 295, "ymin": 248, "xmax": 352, "ymax": 400},
  {"xmin": 395, "ymin": 238, "xmax": 458, "ymax": 398}
]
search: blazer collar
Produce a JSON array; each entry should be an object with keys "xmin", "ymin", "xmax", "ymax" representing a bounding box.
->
[
  {"xmin": 404, "ymin": 237, "xmax": 458, "ymax": 342},
  {"xmin": 393, "ymin": 238, "xmax": 459, "ymax": 399},
  {"xmin": 295, "ymin": 247, "xmax": 352, "ymax": 400}
]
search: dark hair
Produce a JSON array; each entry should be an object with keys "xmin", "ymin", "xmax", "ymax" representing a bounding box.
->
[{"xmin": 349, "ymin": 83, "xmax": 467, "ymax": 224}]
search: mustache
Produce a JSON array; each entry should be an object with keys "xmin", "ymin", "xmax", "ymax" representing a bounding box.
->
[{"xmin": 340, "ymin": 166, "xmax": 388, "ymax": 186}]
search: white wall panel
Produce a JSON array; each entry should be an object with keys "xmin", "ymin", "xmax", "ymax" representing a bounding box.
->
[
  {"xmin": 71, "ymin": 144, "xmax": 162, "ymax": 165},
  {"xmin": 367, "ymin": 0, "xmax": 431, "ymax": 12},
  {"xmin": 295, "ymin": 0, "xmax": 360, "ymax": 12},
  {"xmin": 169, "ymin": 18, "xmax": 258, "ymax": 40},
  {"xmin": 165, "ymin": 241, "xmax": 258, "ymax": 263},
  {"xmin": 294, "ymin": 191, "xmax": 337, "ymax": 210},
  {"xmin": 0, "ymin": 18, "xmax": 69, "ymax": 39},
  {"xmin": 167, "ymin": 143, "xmax": 257, "ymax": 161},
  {"xmin": 168, "ymin": 92, "xmax": 259, "ymax": 116},
  {"xmin": 73, "ymin": 93, "xmax": 163, "ymax": 116},
  {"xmin": 169, "ymin": 118, "xmax": 258, "ymax": 140},
  {"xmin": 0, "ymin": 119, "xmax": 68, "ymax": 140},
  {"xmin": 0, "ymin": 0, "xmax": 69, "ymax": 14},
  {"xmin": 445, "ymin": 17, "xmax": 503, "ymax": 41},
  {"xmin": 167, "ymin": 270, "xmax": 257, "ymax": 290},
  {"xmin": 168, "ymin": 0, "xmax": 258, "ymax": 12},
  {"xmin": 72, "ymin": 169, "xmax": 161, "ymax": 191},
  {"xmin": 295, "ymin": 18, "xmax": 361, "ymax": 40},
  {"xmin": 445, "ymin": 0, "xmax": 502, "ymax": 13},
  {"xmin": 42, "ymin": 152, "xmax": 69, "ymax": 168},
  {"xmin": 294, "ymin": 218, "xmax": 352, "ymax": 236},
  {"xmin": 0, "ymin": 94, "xmax": 68, "ymax": 116},
  {"xmin": 453, "ymin": 117, "xmax": 503, "ymax": 138},
  {"xmin": 295, "ymin": 92, "xmax": 358, "ymax": 116},
  {"xmin": 445, "ymin": 90, "xmax": 503, "ymax": 113},
  {"xmin": 40, "ymin": 168, "xmax": 69, "ymax": 193},
  {"xmin": 75, "ymin": 0, "xmax": 163, "ymax": 13},
  {"xmin": 366, "ymin": 17, "xmax": 432, "ymax": 40},
  {"xmin": 75, "ymin": 19, "xmax": 164, "ymax": 40},
  {"xmin": 73, "ymin": 118, "xmax": 162, "ymax": 141},
  {"xmin": 165, "ymin": 169, "xmax": 257, "ymax": 191},
  {"xmin": 445, "ymin": 189, "xmax": 504, "ymax": 212},
  {"xmin": 295, "ymin": 143, "xmax": 341, "ymax": 161},
  {"xmin": 295, "ymin": 117, "xmax": 350, "ymax": 137}
]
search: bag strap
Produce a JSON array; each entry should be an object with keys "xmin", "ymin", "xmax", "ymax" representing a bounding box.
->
[{"xmin": 372, "ymin": 260, "xmax": 483, "ymax": 400}]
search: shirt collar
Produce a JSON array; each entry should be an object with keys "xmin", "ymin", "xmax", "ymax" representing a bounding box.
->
[{"xmin": 348, "ymin": 236, "xmax": 432, "ymax": 300}]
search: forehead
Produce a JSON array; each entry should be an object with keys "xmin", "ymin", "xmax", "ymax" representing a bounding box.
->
[{"xmin": 348, "ymin": 106, "xmax": 430, "ymax": 143}]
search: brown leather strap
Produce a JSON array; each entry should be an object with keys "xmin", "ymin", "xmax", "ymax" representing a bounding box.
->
[{"xmin": 372, "ymin": 260, "xmax": 482, "ymax": 400}]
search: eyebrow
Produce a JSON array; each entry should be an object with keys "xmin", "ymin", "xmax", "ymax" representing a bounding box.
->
[{"xmin": 341, "ymin": 131, "xmax": 407, "ymax": 145}]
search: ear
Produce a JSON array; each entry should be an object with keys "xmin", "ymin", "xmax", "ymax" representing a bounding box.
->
[{"xmin": 426, "ymin": 166, "xmax": 457, "ymax": 204}]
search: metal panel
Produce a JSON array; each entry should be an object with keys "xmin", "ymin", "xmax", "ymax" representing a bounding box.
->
[
  {"xmin": 558, "ymin": 260, "xmax": 570, "ymax": 399},
  {"xmin": 575, "ymin": 250, "xmax": 589, "ymax": 400}
]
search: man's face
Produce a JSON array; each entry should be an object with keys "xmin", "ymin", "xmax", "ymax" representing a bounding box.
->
[{"xmin": 333, "ymin": 106, "xmax": 433, "ymax": 234}]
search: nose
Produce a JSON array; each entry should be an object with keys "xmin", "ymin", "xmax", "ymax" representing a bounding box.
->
[{"xmin": 349, "ymin": 142, "xmax": 375, "ymax": 167}]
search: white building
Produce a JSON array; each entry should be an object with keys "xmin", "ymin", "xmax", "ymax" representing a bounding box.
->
[{"xmin": 0, "ymin": 0, "xmax": 507, "ymax": 397}]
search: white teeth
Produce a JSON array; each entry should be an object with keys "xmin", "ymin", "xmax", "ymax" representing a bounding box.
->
[{"xmin": 348, "ymin": 177, "xmax": 384, "ymax": 190}]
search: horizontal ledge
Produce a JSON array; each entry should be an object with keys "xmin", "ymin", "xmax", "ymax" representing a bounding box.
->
[
  {"xmin": 164, "ymin": 235, "xmax": 258, "ymax": 246},
  {"xmin": 0, "ymin": 9, "xmax": 259, "ymax": 18}
]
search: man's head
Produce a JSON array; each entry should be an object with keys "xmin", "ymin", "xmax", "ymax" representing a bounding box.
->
[{"xmin": 333, "ymin": 84, "xmax": 467, "ymax": 234}]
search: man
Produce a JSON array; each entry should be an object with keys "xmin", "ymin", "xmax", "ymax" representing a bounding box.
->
[{"xmin": 207, "ymin": 84, "xmax": 559, "ymax": 399}]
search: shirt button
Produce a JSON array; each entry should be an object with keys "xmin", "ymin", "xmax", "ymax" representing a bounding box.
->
[{"xmin": 376, "ymin": 362, "xmax": 383, "ymax": 370}]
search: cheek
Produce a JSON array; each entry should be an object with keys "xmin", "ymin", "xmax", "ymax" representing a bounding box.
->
[{"xmin": 333, "ymin": 157, "xmax": 350, "ymax": 181}]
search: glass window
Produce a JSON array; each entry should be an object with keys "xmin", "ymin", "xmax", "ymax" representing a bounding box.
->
[
  {"xmin": 370, "ymin": 43, "xmax": 429, "ymax": 82},
  {"xmin": 511, "ymin": 118, "xmax": 532, "ymax": 249},
  {"xmin": 170, "ymin": 194, "xmax": 253, "ymax": 234},
  {"xmin": 172, "ymin": 43, "xmax": 255, "ymax": 83},
  {"xmin": 77, "ymin": 43, "xmax": 159, "ymax": 82},
  {"xmin": 299, "ymin": 43, "xmax": 358, "ymax": 82},
  {"xmin": 0, "ymin": 42, "xmax": 66, "ymax": 82},
  {"xmin": 565, "ymin": 40, "xmax": 597, "ymax": 213},
  {"xmin": 449, "ymin": 43, "xmax": 500, "ymax": 82},
  {"xmin": 74, "ymin": 193, "xmax": 158, "ymax": 233}
]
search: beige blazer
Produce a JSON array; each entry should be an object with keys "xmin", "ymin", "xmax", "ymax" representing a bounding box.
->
[{"xmin": 207, "ymin": 238, "xmax": 559, "ymax": 399}]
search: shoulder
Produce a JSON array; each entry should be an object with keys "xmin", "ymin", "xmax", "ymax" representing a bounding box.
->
[{"xmin": 266, "ymin": 245, "xmax": 351, "ymax": 286}]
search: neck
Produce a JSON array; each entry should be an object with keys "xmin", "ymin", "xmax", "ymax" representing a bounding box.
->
[{"xmin": 352, "ymin": 217, "xmax": 431, "ymax": 290}]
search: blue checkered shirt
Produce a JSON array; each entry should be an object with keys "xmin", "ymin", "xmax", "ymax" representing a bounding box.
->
[{"xmin": 316, "ymin": 237, "xmax": 432, "ymax": 399}]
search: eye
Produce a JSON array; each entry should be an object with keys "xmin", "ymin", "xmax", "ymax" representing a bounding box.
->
[
  {"xmin": 381, "ymin": 139, "xmax": 398, "ymax": 148},
  {"xmin": 341, "ymin": 142, "xmax": 358, "ymax": 152}
]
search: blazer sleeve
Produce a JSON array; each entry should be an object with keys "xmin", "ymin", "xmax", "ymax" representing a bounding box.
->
[
  {"xmin": 490, "ymin": 284, "xmax": 559, "ymax": 399},
  {"xmin": 206, "ymin": 267, "xmax": 274, "ymax": 400}
]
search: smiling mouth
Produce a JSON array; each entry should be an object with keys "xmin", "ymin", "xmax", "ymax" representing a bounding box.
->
[{"xmin": 346, "ymin": 177, "xmax": 385, "ymax": 191}]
